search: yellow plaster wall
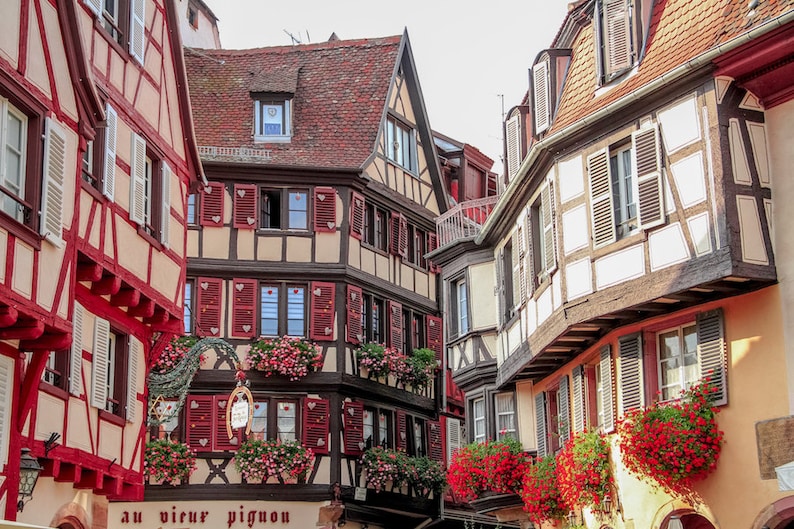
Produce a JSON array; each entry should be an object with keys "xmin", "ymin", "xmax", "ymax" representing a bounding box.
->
[
  {"xmin": 203, "ymin": 228, "xmax": 231, "ymax": 259},
  {"xmin": 98, "ymin": 421, "xmax": 122, "ymax": 462},
  {"xmin": 469, "ymin": 261, "xmax": 497, "ymax": 329},
  {"xmin": 12, "ymin": 240, "xmax": 34, "ymax": 298},
  {"xmin": 115, "ymin": 219, "xmax": 148, "ymax": 277},
  {"xmin": 36, "ymin": 243, "xmax": 66, "ymax": 311},
  {"xmin": 237, "ymin": 229, "xmax": 255, "ymax": 260},
  {"xmin": 150, "ymin": 252, "xmax": 181, "ymax": 301},
  {"xmin": 42, "ymin": 4, "xmax": 78, "ymax": 122},
  {"xmin": 286, "ymin": 237, "xmax": 312, "ymax": 262},
  {"xmin": 316, "ymin": 233, "xmax": 341, "ymax": 263},
  {"xmin": 24, "ymin": 4, "xmax": 51, "ymax": 100},
  {"xmin": 257, "ymin": 236, "xmax": 282, "ymax": 261}
]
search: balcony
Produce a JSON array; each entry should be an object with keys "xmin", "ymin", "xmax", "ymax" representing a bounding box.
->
[{"xmin": 436, "ymin": 196, "xmax": 498, "ymax": 248}]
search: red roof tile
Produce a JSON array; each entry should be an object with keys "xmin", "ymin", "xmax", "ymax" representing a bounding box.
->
[{"xmin": 185, "ymin": 36, "xmax": 402, "ymax": 169}]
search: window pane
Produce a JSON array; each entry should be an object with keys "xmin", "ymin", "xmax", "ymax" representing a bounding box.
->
[
  {"xmin": 183, "ymin": 282, "xmax": 192, "ymax": 333},
  {"xmin": 457, "ymin": 280, "xmax": 469, "ymax": 335},
  {"xmin": 659, "ymin": 328, "xmax": 682, "ymax": 400},
  {"xmin": 682, "ymin": 325, "xmax": 699, "ymax": 388},
  {"xmin": 378, "ymin": 411, "xmax": 390, "ymax": 448},
  {"xmin": 186, "ymin": 194, "xmax": 196, "ymax": 224},
  {"xmin": 473, "ymin": 398, "xmax": 485, "ymax": 442},
  {"xmin": 413, "ymin": 421, "xmax": 423, "ymax": 456},
  {"xmin": 286, "ymin": 286, "xmax": 305, "ymax": 336},
  {"xmin": 288, "ymin": 191, "xmax": 307, "ymax": 229},
  {"xmin": 495, "ymin": 393, "xmax": 516, "ymax": 440},
  {"xmin": 277, "ymin": 401, "xmax": 296, "ymax": 441},
  {"xmin": 251, "ymin": 401, "xmax": 268, "ymax": 440},
  {"xmin": 262, "ymin": 190, "xmax": 281, "ymax": 229},
  {"xmin": 363, "ymin": 409, "xmax": 374, "ymax": 448},
  {"xmin": 260, "ymin": 286, "xmax": 278, "ymax": 336}
]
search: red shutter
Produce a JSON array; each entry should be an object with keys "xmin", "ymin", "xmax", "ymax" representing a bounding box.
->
[
  {"xmin": 426, "ymin": 315, "xmax": 443, "ymax": 364},
  {"xmin": 231, "ymin": 278, "xmax": 256, "ymax": 338},
  {"xmin": 387, "ymin": 300, "xmax": 403, "ymax": 351},
  {"xmin": 200, "ymin": 182, "xmax": 225, "ymax": 226},
  {"xmin": 196, "ymin": 277, "xmax": 222, "ymax": 337},
  {"xmin": 427, "ymin": 232, "xmax": 440, "ymax": 273},
  {"xmin": 310, "ymin": 281, "xmax": 336, "ymax": 341},
  {"xmin": 313, "ymin": 187, "xmax": 337, "ymax": 233},
  {"xmin": 303, "ymin": 398, "xmax": 330, "ymax": 455},
  {"xmin": 343, "ymin": 401, "xmax": 365, "ymax": 456},
  {"xmin": 396, "ymin": 410, "xmax": 407, "ymax": 452},
  {"xmin": 186, "ymin": 395, "xmax": 213, "ymax": 452},
  {"xmin": 350, "ymin": 192, "xmax": 365, "ymax": 240},
  {"xmin": 390, "ymin": 212, "xmax": 408, "ymax": 258},
  {"xmin": 426, "ymin": 420, "xmax": 443, "ymax": 462},
  {"xmin": 347, "ymin": 285, "xmax": 363, "ymax": 344},
  {"xmin": 233, "ymin": 183, "xmax": 257, "ymax": 229},
  {"xmin": 214, "ymin": 396, "xmax": 239, "ymax": 451}
]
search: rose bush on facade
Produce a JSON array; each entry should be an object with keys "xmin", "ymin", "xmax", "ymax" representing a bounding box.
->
[
  {"xmin": 361, "ymin": 447, "xmax": 408, "ymax": 492},
  {"xmin": 152, "ymin": 336, "xmax": 199, "ymax": 374},
  {"xmin": 144, "ymin": 439, "xmax": 196, "ymax": 484},
  {"xmin": 556, "ymin": 430, "xmax": 612, "ymax": 509},
  {"xmin": 521, "ymin": 454, "xmax": 568, "ymax": 525},
  {"xmin": 234, "ymin": 439, "xmax": 315, "ymax": 482},
  {"xmin": 247, "ymin": 336, "xmax": 323, "ymax": 381},
  {"xmin": 447, "ymin": 438, "xmax": 530, "ymax": 501},
  {"xmin": 617, "ymin": 381, "xmax": 723, "ymax": 496}
]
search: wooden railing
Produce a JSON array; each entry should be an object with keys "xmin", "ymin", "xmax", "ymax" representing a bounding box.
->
[{"xmin": 435, "ymin": 196, "xmax": 498, "ymax": 247}]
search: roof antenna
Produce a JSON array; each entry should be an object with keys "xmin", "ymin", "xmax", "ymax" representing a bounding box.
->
[{"xmin": 283, "ymin": 29, "xmax": 302, "ymax": 45}]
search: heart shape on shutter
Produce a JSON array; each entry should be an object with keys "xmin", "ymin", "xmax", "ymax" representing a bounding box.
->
[
  {"xmin": 218, "ymin": 400, "xmax": 226, "ymax": 408},
  {"xmin": 327, "ymin": 222, "xmax": 335, "ymax": 229},
  {"xmin": 317, "ymin": 439, "xmax": 326, "ymax": 446},
  {"xmin": 429, "ymin": 320, "xmax": 436, "ymax": 327},
  {"xmin": 237, "ymin": 189, "xmax": 245, "ymax": 198},
  {"xmin": 358, "ymin": 442, "xmax": 365, "ymax": 450},
  {"xmin": 230, "ymin": 436, "xmax": 239, "ymax": 445},
  {"xmin": 317, "ymin": 194, "xmax": 326, "ymax": 201},
  {"xmin": 356, "ymin": 334, "xmax": 363, "ymax": 341},
  {"xmin": 350, "ymin": 292, "xmax": 357, "ymax": 301},
  {"xmin": 199, "ymin": 438, "xmax": 208, "ymax": 447},
  {"xmin": 211, "ymin": 327, "xmax": 219, "ymax": 335},
  {"xmin": 204, "ymin": 186, "xmax": 212, "ymax": 194},
  {"xmin": 236, "ymin": 283, "xmax": 245, "ymax": 292},
  {"xmin": 324, "ymin": 327, "xmax": 332, "ymax": 335},
  {"xmin": 347, "ymin": 407, "xmax": 355, "ymax": 416},
  {"xmin": 307, "ymin": 401, "xmax": 316, "ymax": 410},
  {"xmin": 200, "ymin": 282, "xmax": 209, "ymax": 290},
  {"xmin": 242, "ymin": 325, "xmax": 251, "ymax": 333},
  {"xmin": 314, "ymin": 288, "xmax": 322, "ymax": 296},
  {"xmin": 356, "ymin": 199, "xmax": 362, "ymax": 207},
  {"xmin": 212, "ymin": 215, "xmax": 221, "ymax": 223},
  {"xmin": 400, "ymin": 432, "xmax": 406, "ymax": 440},
  {"xmin": 247, "ymin": 217, "xmax": 255, "ymax": 225},
  {"xmin": 190, "ymin": 401, "xmax": 199, "ymax": 409}
]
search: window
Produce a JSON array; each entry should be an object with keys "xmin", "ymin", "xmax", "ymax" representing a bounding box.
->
[
  {"xmin": 261, "ymin": 188, "xmax": 307, "ymax": 230},
  {"xmin": 260, "ymin": 283, "xmax": 307, "ymax": 337},
  {"xmin": 82, "ymin": 103, "xmax": 117, "ymax": 198},
  {"xmin": 495, "ymin": 393, "xmax": 516, "ymax": 440},
  {"xmin": 472, "ymin": 398, "xmax": 485, "ymax": 443},
  {"xmin": 91, "ymin": 320, "xmax": 138, "ymax": 421},
  {"xmin": 363, "ymin": 202, "xmax": 388, "ymax": 250},
  {"xmin": 497, "ymin": 240, "xmax": 514, "ymax": 324},
  {"xmin": 528, "ymin": 180, "xmax": 557, "ymax": 290},
  {"xmin": 595, "ymin": 0, "xmax": 638, "ymax": 84},
  {"xmin": 610, "ymin": 144, "xmax": 636, "ymax": 238},
  {"xmin": 386, "ymin": 116, "xmax": 417, "ymax": 173},
  {"xmin": 572, "ymin": 348, "xmax": 615, "ymax": 435},
  {"xmin": 409, "ymin": 416, "xmax": 427, "ymax": 457},
  {"xmin": 130, "ymin": 133, "xmax": 170, "ymax": 244},
  {"xmin": 657, "ymin": 323, "xmax": 699, "ymax": 401},
  {"xmin": 86, "ymin": 0, "xmax": 145, "ymax": 64},
  {"xmin": 186, "ymin": 193, "xmax": 197, "ymax": 225},
  {"xmin": 42, "ymin": 350, "xmax": 68, "ymax": 390},
  {"xmin": 535, "ymin": 377, "xmax": 571, "ymax": 456},
  {"xmin": 361, "ymin": 293, "xmax": 385, "ymax": 344},
  {"xmin": 363, "ymin": 407, "xmax": 393, "ymax": 449},
  {"xmin": 449, "ymin": 277, "xmax": 469, "ymax": 338},
  {"xmin": 402, "ymin": 310, "xmax": 425, "ymax": 353},
  {"xmin": 183, "ymin": 280, "xmax": 194, "ymax": 333},
  {"xmin": 407, "ymin": 226, "xmax": 427, "ymax": 268},
  {"xmin": 254, "ymin": 99, "xmax": 292, "ymax": 141},
  {"xmin": 187, "ymin": 2, "xmax": 199, "ymax": 28},
  {"xmin": 0, "ymin": 98, "xmax": 29, "ymax": 224}
]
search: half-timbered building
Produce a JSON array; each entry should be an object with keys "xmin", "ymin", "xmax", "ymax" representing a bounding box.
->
[{"xmin": 432, "ymin": 1, "xmax": 794, "ymax": 528}]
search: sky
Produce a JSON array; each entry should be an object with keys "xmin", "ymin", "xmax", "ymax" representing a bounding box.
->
[{"xmin": 203, "ymin": 0, "xmax": 573, "ymax": 175}]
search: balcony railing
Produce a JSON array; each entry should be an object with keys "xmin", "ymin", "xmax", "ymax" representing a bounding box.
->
[{"xmin": 436, "ymin": 196, "xmax": 498, "ymax": 248}]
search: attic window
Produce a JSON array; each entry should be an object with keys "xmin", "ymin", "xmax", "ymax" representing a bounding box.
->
[
  {"xmin": 596, "ymin": 0, "xmax": 637, "ymax": 84},
  {"xmin": 187, "ymin": 2, "xmax": 198, "ymax": 29},
  {"xmin": 254, "ymin": 99, "xmax": 292, "ymax": 142}
]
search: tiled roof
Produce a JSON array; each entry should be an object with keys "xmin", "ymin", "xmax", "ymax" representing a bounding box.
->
[
  {"xmin": 550, "ymin": 0, "xmax": 794, "ymax": 132},
  {"xmin": 185, "ymin": 36, "xmax": 402, "ymax": 169}
]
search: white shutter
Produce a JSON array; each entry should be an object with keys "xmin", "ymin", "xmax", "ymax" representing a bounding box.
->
[
  {"xmin": 572, "ymin": 366, "xmax": 585, "ymax": 433},
  {"xmin": 446, "ymin": 417, "xmax": 462, "ymax": 464},
  {"xmin": 83, "ymin": 0, "xmax": 101, "ymax": 15},
  {"xmin": 129, "ymin": 133, "xmax": 146, "ymax": 226},
  {"xmin": 91, "ymin": 317, "xmax": 111, "ymax": 409},
  {"xmin": 103, "ymin": 105, "xmax": 118, "ymax": 200},
  {"xmin": 524, "ymin": 212, "xmax": 535, "ymax": 297},
  {"xmin": 505, "ymin": 114, "xmax": 521, "ymax": 182},
  {"xmin": 533, "ymin": 60, "xmax": 550, "ymax": 134},
  {"xmin": 558, "ymin": 375, "xmax": 570, "ymax": 445},
  {"xmin": 0, "ymin": 355, "xmax": 13, "ymax": 466},
  {"xmin": 587, "ymin": 149, "xmax": 616, "ymax": 248},
  {"xmin": 511, "ymin": 231, "xmax": 521, "ymax": 309},
  {"xmin": 535, "ymin": 392, "xmax": 547, "ymax": 457},
  {"xmin": 40, "ymin": 118, "xmax": 66, "ymax": 247},
  {"xmin": 69, "ymin": 303, "xmax": 85, "ymax": 396},
  {"xmin": 161, "ymin": 162, "xmax": 172, "ymax": 247},
  {"xmin": 542, "ymin": 180, "xmax": 557, "ymax": 273},
  {"xmin": 618, "ymin": 335, "xmax": 642, "ymax": 414},
  {"xmin": 603, "ymin": 0, "xmax": 633, "ymax": 77},
  {"xmin": 126, "ymin": 336, "xmax": 140, "ymax": 422},
  {"xmin": 129, "ymin": 0, "xmax": 146, "ymax": 64},
  {"xmin": 632, "ymin": 125, "xmax": 664, "ymax": 229}
]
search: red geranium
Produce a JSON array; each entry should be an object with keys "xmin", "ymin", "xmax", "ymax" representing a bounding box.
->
[
  {"xmin": 521, "ymin": 454, "xmax": 568, "ymax": 525},
  {"xmin": 556, "ymin": 430, "xmax": 612, "ymax": 509},
  {"xmin": 447, "ymin": 439, "xmax": 530, "ymax": 501}
]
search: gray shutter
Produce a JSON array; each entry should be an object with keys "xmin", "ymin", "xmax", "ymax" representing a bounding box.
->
[
  {"xmin": 41, "ymin": 117, "xmax": 66, "ymax": 247},
  {"xmin": 533, "ymin": 60, "xmax": 550, "ymax": 134},
  {"xmin": 505, "ymin": 114, "xmax": 521, "ymax": 182},
  {"xmin": 496, "ymin": 248, "xmax": 505, "ymax": 326},
  {"xmin": 587, "ymin": 149, "xmax": 616, "ymax": 248},
  {"xmin": 446, "ymin": 417, "xmax": 462, "ymax": 464},
  {"xmin": 525, "ymin": 212, "xmax": 535, "ymax": 296},
  {"xmin": 558, "ymin": 375, "xmax": 570, "ymax": 444},
  {"xmin": 697, "ymin": 309, "xmax": 727, "ymax": 406},
  {"xmin": 91, "ymin": 318, "xmax": 111, "ymax": 409},
  {"xmin": 600, "ymin": 346, "xmax": 615, "ymax": 432},
  {"xmin": 603, "ymin": 0, "xmax": 633, "ymax": 77},
  {"xmin": 129, "ymin": 133, "xmax": 146, "ymax": 226},
  {"xmin": 542, "ymin": 180, "xmax": 557, "ymax": 273},
  {"xmin": 69, "ymin": 303, "xmax": 84, "ymax": 396},
  {"xmin": 511, "ymin": 231, "xmax": 521, "ymax": 309},
  {"xmin": 517, "ymin": 225, "xmax": 527, "ymax": 305},
  {"xmin": 535, "ymin": 392, "xmax": 547, "ymax": 457},
  {"xmin": 161, "ymin": 162, "xmax": 172, "ymax": 247},
  {"xmin": 633, "ymin": 125, "xmax": 664, "ymax": 229},
  {"xmin": 83, "ymin": 0, "xmax": 101, "ymax": 15},
  {"xmin": 572, "ymin": 365, "xmax": 585, "ymax": 433},
  {"xmin": 618, "ymin": 334, "xmax": 642, "ymax": 413},
  {"xmin": 129, "ymin": 0, "xmax": 146, "ymax": 64},
  {"xmin": 103, "ymin": 105, "xmax": 118, "ymax": 200},
  {"xmin": 126, "ymin": 336, "xmax": 140, "ymax": 422},
  {"xmin": 0, "ymin": 355, "xmax": 12, "ymax": 466}
]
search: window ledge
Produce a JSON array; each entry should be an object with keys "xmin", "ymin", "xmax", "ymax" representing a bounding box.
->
[
  {"xmin": 595, "ymin": 65, "xmax": 639, "ymax": 98},
  {"xmin": 0, "ymin": 212, "xmax": 42, "ymax": 250},
  {"xmin": 40, "ymin": 382, "xmax": 69, "ymax": 401},
  {"xmin": 136, "ymin": 225, "xmax": 163, "ymax": 250},
  {"xmin": 98, "ymin": 409, "xmax": 126, "ymax": 427},
  {"xmin": 93, "ymin": 18, "xmax": 130, "ymax": 63},
  {"xmin": 80, "ymin": 179, "xmax": 106, "ymax": 202},
  {"xmin": 253, "ymin": 136, "xmax": 291, "ymax": 144}
]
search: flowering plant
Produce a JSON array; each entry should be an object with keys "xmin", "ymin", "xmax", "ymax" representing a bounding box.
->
[
  {"xmin": 556, "ymin": 430, "xmax": 612, "ymax": 509},
  {"xmin": 151, "ymin": 336, "xmax": 199, "ymax": 374},
  {"xmin": 521, "ymin": 454, "xmax": 568, "ymax": 525},
  {"xmin": 361, "ymin": 447, "xmax": 408, "ymax": 492},
  {"xmin": 617, "ymin": 381, "xmax": 723, "ymax": 496},
  {"xmin": 234, "ymin": 439, "xmax": 315, "ymax": 483},
  {"xmin": 447, "ymin": 438, "xmax": 530, "ymax": 501},
  {"xmin": 247, "ymin": 336, "xmax": 323, "ymax": 381},
  {"xmin": 354, "ymin": 343, "xmax": 397, "ymax": 378},
  {"xmin": 405, "ymin": 455, "xmax": 447, "ymax": 497},
  {"xmin": 144, "ymin": 439, "xmax": 196, "ymax": 484},
  {"xmin": 395, "ymin": 348, "xmax": 436, "ymax": 390}
]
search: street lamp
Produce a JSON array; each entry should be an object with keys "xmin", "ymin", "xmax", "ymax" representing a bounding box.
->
[
  {"xmin": 17, "ymin": 448, "xmax": 43, "ymax": 512},
  {"xmin": 668, "ymin": 515, "xmax": 684, "ymax": 529}
]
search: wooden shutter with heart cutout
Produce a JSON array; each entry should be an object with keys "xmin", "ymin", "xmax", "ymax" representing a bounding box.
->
[
  {"xmin": 350, "ymin": 192, "xmax": 365, "ymax": 240},
  {"xmin": 426, "ymin": 420, "xmax": 443, "ymax": 462},
  {"xmin": 232, "ymin": 278, "xmax": 256, "ymax": 338},
  {"xmin": 313, "ymin": 187, "xmax": 337, "ymax": 233},
  {"xmin": 200, "ymin": 182, "xmax": 225, "ymax": 226},
  {"xmin": 346, "ymin": 285, "xmax": 363, "ymax": 344},
  {"xmin": 233, "ymin": 184, "xmax": 257, "ymax": 229},
  {"xmin": 343, "ymin": 401, "xmax": 364, "ymax": 455},
  {"xmin": 426, "ymin": 315, "xmax": 443, "ymax": 364},
  {"xmin": 387, "ymin": 300, "xmax": 403, "ymax": 351},
  {"xmin": 303, "ymin": 398, "xmax": 330, "ymax": 455},
  {"xmin": 310, "ymin": 281, "xmax": 335, "ymax": 341},
  {"xmin": 186, "ymin": 395, "xmax": 213, "ymax": 452},
  {"xmin": 195, "ymin": 277, "xmax": 222, "ymax": 337},
  {"xmin": 396, "ymin": 410, "xmax": 407, "ymax": 452},
  {"xmin": 214, "ymin": 396, "xmax": 239, "ymax": 451}
]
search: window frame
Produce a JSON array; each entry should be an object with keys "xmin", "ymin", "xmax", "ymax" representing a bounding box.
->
[
  {"xmin": 595, "ymin": 0, "xmax": 638, "ymax": 85},
  {"xmin": 363, "ymin": 201, "xmax": 389, "ymax": 251},
  {"xmin": 183, "ymin": 279, "xmax": 194, "ymax": 334},
  {"xmin": 402, "ymin": 309, "xmax": 426, "ymax": 354},
  {"xmin": 386, "ymin": 115, "xmax": 417, "ymax": 173},
  {"xmin": 42, "ymin": 350, "xmax": 70, "ymax": 393},
  {"xmin": 449, "ymin": 275, "xmax": 470, "ymax": 340},
  {"xmin": 254, "ymin": 98, "xmax": 292, "ymax": 142},
  {"xmin": 495, "ymin": 392, "xmax": 517, "ymax": 441},
  {"xmin": 610, "ymin": 142, "xmax": 638, "ymax": 239},
  {"xmin": 260, "ymin": 187, "xmax": 309, "ymax": 231},
  {"xmin": 363, "ymin": 406, "xmax": 394, "ymax": 450},
  {"xmin": 656, "ymin": 322, "xmax": 699, "ymax": 402},
  {"xmin": 471, "ymin": 397, "xmax": 486, "ymax": 444},
  {"xmin": 361, "ymin": 292, "xmax": 385, "ymax": 345},
  {"xmin": 259, "ymin": 282, "xmax": 308, "ymax": 337}
]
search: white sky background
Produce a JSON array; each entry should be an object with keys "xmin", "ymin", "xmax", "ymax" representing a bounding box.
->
[{"xmin": 204, "ymin": 0, "xmax": 572, "ymax": 176}]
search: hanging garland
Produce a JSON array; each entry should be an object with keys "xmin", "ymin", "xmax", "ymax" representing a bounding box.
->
[{"xmin": 147, "ymin": 337, "xmax": 240, "ymax": 426}]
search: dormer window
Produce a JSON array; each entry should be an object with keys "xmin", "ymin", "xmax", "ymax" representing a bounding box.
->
[
  {"xmin": 254, "ymin": 99, "xmax": 292, "ymax": 142},
  {"xmin": 595, "ymin": 0, "xmax": 649, "ymax": 84},
  {"xmin": 386, "ymin": 116, "xmax": 417, "ymax": 173}
]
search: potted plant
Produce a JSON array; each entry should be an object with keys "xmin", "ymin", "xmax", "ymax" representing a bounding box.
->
[
  {"xmin": 556, "ymin": 430, "xmax": 612, "ymax": 510},
  {"xmin": 447, "ymin": 438, "xmax": 530, "ymax": 502},
  {"xmin": 144, "ymin": 439, "xmax": 196, "ymax": 485},
  {"xmin": 617, "ymin": 380, "xmax": 723, "ymax": 497},
  {"xmin": 360, "ymin": 447, "xmax": 408, "ymax": 492},
  {"xmin": 354, "ymin": 343, "xmax": 397, "ymax": 379},
  {"xmin": 521, "ymin": 454, "xmax": 568, "ymax": 526},
  {"xmin": 405, "ymin": 455, "xmax": 447, "ymax": 497},
  {"xmin": 247, "ymin": 336, "xmax": 323, "ymax": 381},
  {"xmin": 151, "ymin": 335, "xmax": 199, "ymax": 374},
  {"xmin": 234, "ymin": 438, "xmax": 315, "ymax": 483},
  {"xmin": 395, "ymin": 348, "xmax": 436, "ymax": 391}
]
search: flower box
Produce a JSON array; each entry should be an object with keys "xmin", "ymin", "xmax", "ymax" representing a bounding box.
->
[
  {"xmin": 234, "ymin": 439, "xmax": 314, "ymax": 483},
  {"xmin": 144, "ymin": 439, "xmax": 196, "ymax": 485},
  {"xmin": 247, "ymin": 336, "xmax": 323, "ymax": 381}
]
